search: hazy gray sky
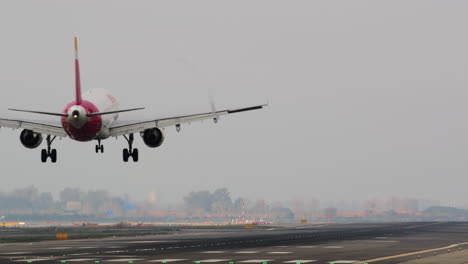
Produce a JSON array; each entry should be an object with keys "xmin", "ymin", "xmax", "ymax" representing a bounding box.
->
[{"xmin": 1, "ymin": 1, "xmax": 468, "ymax": 206}]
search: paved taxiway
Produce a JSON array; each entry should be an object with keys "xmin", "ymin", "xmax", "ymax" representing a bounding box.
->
[{"xmin": 1, "ymin": 222, "xmax": 468, "ymax": 264}]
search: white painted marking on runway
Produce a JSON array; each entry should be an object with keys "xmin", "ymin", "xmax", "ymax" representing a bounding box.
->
[
  {"xmin": 240, "ymin": 260, "xmax": 274, "ymax": 263},
  {"xmin": 128, "ymin": 240, "xmax": 170, "ymax": 243},
  {"xmin": 148, "ymin": 259, "xmax": 187, "ymax": 263},
  {"xmin": 375, "ymin": 237, "xmax": 387, "ymax": 239},
  {"xmin": 324, "ymin": 246, "xmax": 343, "ymax": 248},
  {"xmin": 136, "ymin": 248, "xmax": 156, "ymax": 251},
  {"xmin": 356, "ymin": 240, "xmax": 399, "ymax": 243},
  {"xmin": 107, "ymin": 259, "xmax": 143, "ymax": 262},
  {"xmin": 196, "ymin": 259, "xmax": 232, "ymax": 263},
  {"xmin": 69, "ymin": 253, "xmax": 92, "ymax": 256},
  {"xmin": 78, "ymin": 247, "xmax": 96, "ymax": 249},
  {"xmin": 297, "ymin": 246, "xmax": 316, "ymax": 248},
  {"xmin": 235, "ymin": 251, "xmax": 259, "ymax": 254},
  {"xmin": 2, "ymin": 252, "xmax": 31, "ymax": 255},
  {"xmin": 268, "ymin": 252, "xmax": 292, "ymax": 254},
  {"xmin": 282, "ymin": 260, "xmax": 317, "ymax": 263},
  {"xmin": 107, "ymin": 246, "xmax": 124, "ymax": 248},
  {"xmin": 201, "ymin": 251, "xmax": 227, "ymax": 254},
  {"xmin": 328, "ymin": 261, "xmax": 359, "ymax": 264},
  {"xmin": 62, "ymin": 259, "xmax": 97, "ymax": 262},
  {"xmin": 49, "ymin": 247, "xmax": 71, "ymax": 250},
  {"xmin": 14, "ymin": 259, "xmax": 53, "ymax": 262},
  {"xmin": 104, "ymin": 250, "xmax": 126, "ymax": 253}
]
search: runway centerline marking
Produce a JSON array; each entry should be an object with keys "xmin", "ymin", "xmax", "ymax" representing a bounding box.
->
[
  {"xmin": 148, "ymin": 259, "xmax": 187, "ymax": 263},
  {"xmin": 240, "ymin": 260, "xmax": 274, "ymax": 263},
  {"xmin": 324, "ymin": 246, "xmax": 343, "ymax": 248},
  {"xmin": 127, "ymin": 240, "xmax": 172, "ymax": 243},
  {"xmin": 13, "ymin": 258, "xmax": 54, "ymax": 262},
  {"xmin": 282, "ymin": 260, "xmax": 317, "ymax": 263},
  {"xmin": 107, "ymin": 259, "xmax": 143, "ymax": 262},
  {"xmin": 268, "ymin": 252, "xmax": 292, "ymax": 254},
  {"xmin": 62, "ymin": 259, "xmax": 97, "ymax": 262},
  {"xmin": 201, "ymin": 251, "xmax": 227, "ymax": 254},
  {"xmin": 195, "ymin": 259, "xmax": 232, "ymax": 263},
  {"xmin": 297, "ymin": 246, "xmax": 316, "ymax": 249},
  {"xmin": 235, "ymin": 251, "xmax": 259, "ymax": 254},
  {"xmin": 2, "ymin": 252, "xmax": 31, "ymax": 255}
]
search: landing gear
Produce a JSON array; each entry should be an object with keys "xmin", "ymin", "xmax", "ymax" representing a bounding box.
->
[
  {"xmin": 123, "ymin": 134, "xmax": 138, "ymax": 162},
  {"xmin": 41, "ymin": 135, "xmax": 57, "ymax": 163},
  {"xmin": 95, "ymin": 139, "xmax": 104, "ymax": 153}
]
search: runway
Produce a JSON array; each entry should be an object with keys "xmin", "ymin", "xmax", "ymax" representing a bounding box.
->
[{"xmin": 1, "ymin": 222, "xmax": 467, "ymax": 264}]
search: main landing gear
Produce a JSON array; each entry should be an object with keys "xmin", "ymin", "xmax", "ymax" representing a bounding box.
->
[
  {"xmin": 123, "ymin": 134, "xmax": 139, "ymax": 162},
  {"xmin": 95, "ymin": 139, "xmax": 104, "ymax": 153},
  {"xmin": 41, "ymin": 135, "xmax": 57, "ymax": 163}
]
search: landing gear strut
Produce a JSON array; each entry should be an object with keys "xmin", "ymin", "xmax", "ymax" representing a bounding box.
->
[
  {"xmin": 123, "ymin": 134, "xmax": 138, "ymax": 162},
  {"xmin": 41, "ymin": 135, "xmax": 57, "ymax": 163},
  {"xmin": 95, "ymin": 139, "xmax": 104, "ymax": 153}
]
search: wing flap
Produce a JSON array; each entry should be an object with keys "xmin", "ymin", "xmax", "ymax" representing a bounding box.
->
[
  {"xmin": 0, "ymin": 118, "xmax": 67, "ymax": 137},
  {"xmin": 109, "ymin": 104, "xmax": 265, "ymax": 137}
]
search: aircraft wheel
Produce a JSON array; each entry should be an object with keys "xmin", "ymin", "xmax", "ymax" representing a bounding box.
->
[
  {"xmin": 133, "ymin": 148, "xmax": 139, "ymax": 162},
  {"xmin": 101, "ymin": 145, "xmax": 104, "ymax": 153},
  {"xmin": 41, "ymin": 149, "xmax": 48, "ymax": 163},
  {"xmin": 123, "ymin": 148, "xmax": 129, "ymax": 162},
  {"xmin": 95, "ymin": 145, "xmax": 99, "ymax": 153},
  {"xmin": 50, "ymin": 149, "xmax": 57, "ymax": 163}
]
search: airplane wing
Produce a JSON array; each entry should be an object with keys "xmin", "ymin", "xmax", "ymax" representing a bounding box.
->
[
  {"xmin": 109, "ymin": 104, "xmax": 266, "ymax": 137},
  {"xmin": 0, "ymin": 118, "xmax": 67, "ymax": 137}
]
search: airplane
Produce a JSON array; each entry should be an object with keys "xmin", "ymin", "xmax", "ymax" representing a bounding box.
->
[{"xmin": 0, "ymin": 37, "xmax": 266, "ymax": 163}]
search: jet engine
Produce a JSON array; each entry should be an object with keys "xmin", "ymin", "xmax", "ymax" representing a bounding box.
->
[
  {"xmin": 141, "ymin": 128, "xmax": 164, "ymax": 148},
  {"xmin": 20, "ymin": 129, "xmax": 43, "ymax": 149}
]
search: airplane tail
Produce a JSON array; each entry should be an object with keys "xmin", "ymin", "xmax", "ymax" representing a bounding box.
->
[
  {"xmin": 8, "ymin": 37, "xmax": 146, "ymax": 117},
  {"xmin": 74, "ymin": 36, "xmax": 82, "ymax": 105}
]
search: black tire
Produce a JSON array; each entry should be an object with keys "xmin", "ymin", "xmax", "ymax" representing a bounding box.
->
[
  {"xmin": 101, "ymin": 145, "xmax": 104, "ymax": 153},
  {"xmin": 41, "ymin": 149, "xmax": 47, "ymax": 163},
  {"xmin": 50, "ymin": 149, "xmax": 57, "ymax": 163},
  {"xmin": 133, "ymin": 148, "xmax": 139, "ymax": 162},
  {"xmin": 123, "ymin": 149, "xmax": 129, "ymax": 162},
  {"xmin": 95, "ymin": 145, "xmax": 99, "ymax": 153}
]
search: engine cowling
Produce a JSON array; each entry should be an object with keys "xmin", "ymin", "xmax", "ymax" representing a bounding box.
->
[
  {"xmin": 141, "ymin": 128, "xmax": 164, "ymax": 148},
  {"xmin": 20, "ymin": 129, "xmax": 43, "ymax": 149}
]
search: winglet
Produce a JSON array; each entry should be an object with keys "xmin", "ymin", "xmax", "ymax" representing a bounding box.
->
[{"xmin": 74, "ymin": 36, "xmax": 82, "ymax": 105}]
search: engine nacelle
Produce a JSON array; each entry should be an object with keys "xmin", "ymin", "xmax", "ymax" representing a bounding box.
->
[
  {"xmin": 20, "ymin": 129, "xmax": 43, "ymax": 149},
  {"xmin": 141, "ymin": 128, "xmax": 164, "ymax": 148}
]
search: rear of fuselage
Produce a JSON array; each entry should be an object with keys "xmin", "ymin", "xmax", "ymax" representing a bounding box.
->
[{"xmin": 61, "ymin": 88, "xmax": 119, "ymax": 141}]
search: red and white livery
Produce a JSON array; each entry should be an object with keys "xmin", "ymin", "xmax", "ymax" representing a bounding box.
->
[{"xmin": 0, "ymin": 37, "xmax": 265, "ymax": 163}]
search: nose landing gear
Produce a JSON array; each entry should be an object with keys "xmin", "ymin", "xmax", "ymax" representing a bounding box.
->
[
  {"xmin": 41, "ymin": 135, "xmax": 57, "ymax": 163},
  {"xmin": 123, "ymin": 134, "xmax": 138, "ymax": 162},
  {"xmin": 95, "ymin": 139, "xmax": 104, "ymax": 153}
]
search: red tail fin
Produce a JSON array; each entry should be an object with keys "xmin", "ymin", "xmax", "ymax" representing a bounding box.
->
[{"xmin": 74, "ymin": 36, "xmax": 82, "ymax": 105}]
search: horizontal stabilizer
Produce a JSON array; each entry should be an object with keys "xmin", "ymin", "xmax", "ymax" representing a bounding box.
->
[
  {"xmin": 87, "ymin": 107, "xmax": 145, "ymax": 117},
  {"xmin": 8, "ymin": 108, "xmax": 67, "ymax": 117}
]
